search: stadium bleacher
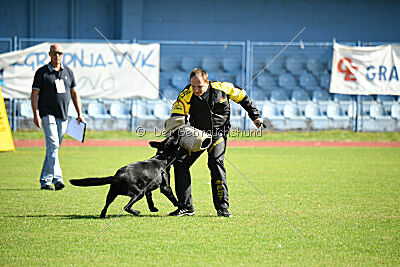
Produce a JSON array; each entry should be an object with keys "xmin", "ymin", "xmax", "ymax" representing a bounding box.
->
[
  {"xmin": 333, "ymin": 93, "xmax": 352, "ymax": 103},
  {"xmin": 250, "ymin": 87, "xmax": 267, "ymax": 101},
  {"xmin": 68, "ymin": 103, "xmax": 78, "ymax": 119},
  {"xmin": 11, "ymin": 41, "xmax": 399, "ymax": 132},
  {"xmin": 291, "ymin": 89, "xmax": 310, "ymax": 113},
  {"xmin": 377, "ymin": 95, "xmax": 396, "ymax": 113},
  {"xmin": 327, "ymin": 103, "xmax": 351, "ymax": 129},
  {"xmin": 256, "ymin": 74, "xmax": 276, "ymax": 89},
  {"xmin": 391, "ymin": 103, "xmax": 400, "ymax": 120},
  {"xmin": 312, "ymin": 90, "xmax": 331, "ymax": 103},
  {"xmin": 391, "ymin": 103, "xmax": 400, "ymax": 129},
  {"xmin": 202, "ymin": 57, "xmax": 221, "ymax": 72},
  {"xmin": 181, "ymin": 57, "xmax": 198, "ymax": 72},
  {"xmin": 132, "ymin": 101, "xmax": 155, "ymax": 121},
  {"xmin": 222, "ymin": 58, "xmax": 242, "ymax": 73},
  {"xmin": 278, "ymin": 73, "xmax": 298, "ymax": 91},
  {"xmin": 261, "ymin": 103, "xmax": 285, "ymax": 129},
  {"xmin": 283, "ymin": 103, "xmax": 307, "ymax": 129},
  {"xmin": 270, "ymin": 90, "xmax": 290, "ymax": 103},
  {"xmin": 160, "ymin": 56, "xmax": 178, "ymax": 72},
  {"xmin": 161, "ymin": 87, "xmax": 179, "ymax": 101},
  {"xmin": 327, "ymin": 58, "xmax": 333, "ymax": 72},
  {"xmin": 110, "ymin": 102, "xmax": 131, "ymax": 119},
  {"xmin": 230, "ymin": 103, "xmax": 244, "ymax": 129},
  {"xmin": 319, "ymin": 73, "xmax": 331, "ymax": 89},
  {"xmin": 306, "ymin": 57, "xmax": 325, "ymax": 75},
  {"xmin": 267, "ymin": 59, "xmax": 286, "ymax": 75},
  {"xmin": 217, "ymin": 73, "xmax": 236, "ymax": 84},
  {"xmin": 291, "ymin": 89, "xmax": 309, "ymax": 102},
  {"xmin": 153, "ymin": 101, "xmax": 170, "ymax": 121},
  {"xmin": 19, "ymin": 100, "xmax": 33, "ymax": 119},
  {"xmin": 288, "ymin": 56, "xmax": 308, "ymax": 75},
  {"xmin": 171, "ymin": 72, "xmax": 189, "ymax": 89},
  {"xmin": 304, "ymin": 103, "xmax": 329, "ymax": 130},
  {"xmin": 87, "ymin": 102, "xmax": 110, "ymax": 119},
  {"xmin": 299, "ymin": 73, "xmax": 319, "ymax": 92}
]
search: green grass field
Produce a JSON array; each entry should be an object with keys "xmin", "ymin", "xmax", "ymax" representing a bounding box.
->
[{"xmin": 1, "ymin": 144, "xmax": 399, "ymax": 265}]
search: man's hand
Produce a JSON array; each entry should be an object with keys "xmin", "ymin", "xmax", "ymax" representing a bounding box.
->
[
  {"xmin": 77, "ymin": 113, "xmax": 85, "ymax": 124},
  {"xmin": 70, "ymin": 89, "xmax": 84, "ymax": 124},
  {"xmin": 33, "ymin": 114, "xmax": 42, "ymax": 128},
  {"xmin": 253, "ymin": 118, "xmax": 265, "ymax": 128},
  {"xmin": 31, "ymin": 90, "xmax": 41, "ymax": 128}
]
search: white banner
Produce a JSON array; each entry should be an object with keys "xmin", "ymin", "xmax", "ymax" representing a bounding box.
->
[
  {"xmin": 0, "ymin": 42, "xmax": 160, "ymax": 99},
  {"xmin": 330, "ymin": 43, "xmax": 400, "ymax": 95}
]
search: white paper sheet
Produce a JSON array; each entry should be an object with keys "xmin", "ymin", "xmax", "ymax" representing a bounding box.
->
[{"xmin": 66, "ymin": 119, "xmax": 86, "ymax": 143}]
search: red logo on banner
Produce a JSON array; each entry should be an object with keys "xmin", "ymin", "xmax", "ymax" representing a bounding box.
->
[{"xmin": 337, "ymin": 58, "xmax": 358, "ymax": 81}]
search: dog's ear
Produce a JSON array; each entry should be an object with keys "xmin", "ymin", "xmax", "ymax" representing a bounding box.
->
[{"xmin": 149, "ymin": 141, "xmax": 161, "ymax": 149}]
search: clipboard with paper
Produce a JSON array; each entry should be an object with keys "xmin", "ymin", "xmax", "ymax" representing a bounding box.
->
[{"xmin": 66, "ymin": 119, "xmax": 86, "ymax": 143}]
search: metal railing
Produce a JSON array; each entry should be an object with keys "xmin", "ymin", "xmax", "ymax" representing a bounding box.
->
[
  {"xmin": 0, "ymin": 37, "xmax": 12, "ymax": 53},
  {"xmin": 0, "ymin": 37, "xmax": 398, "ymax": 132}
]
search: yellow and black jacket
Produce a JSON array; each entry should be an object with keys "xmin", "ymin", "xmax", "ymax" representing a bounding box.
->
[{"xmin": 171, "ymin": 81, "xmax": 261, "ymax": 131}]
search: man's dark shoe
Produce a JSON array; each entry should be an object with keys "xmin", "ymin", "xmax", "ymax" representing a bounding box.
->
[
  {"xmin": 217, "ymin": 209, "xmax": 232, "ymax": 218},
  {"xmin": 54, "ymin": 182, "xmax": 65, "ymax": 191},
  {"xmin": 41, "ymin": 184, "xmax": 55, "ymax": 190},
  {"xmin": 168, "ymin": 208, "xmax": 195, "ymax": 217}
]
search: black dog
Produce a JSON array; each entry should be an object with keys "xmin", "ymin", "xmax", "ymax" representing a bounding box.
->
[{"xmin": 69, "ymin": 134, "xmax": 180, "ymax": 218}]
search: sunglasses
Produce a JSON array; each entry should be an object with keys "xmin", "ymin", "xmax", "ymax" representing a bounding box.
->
[{"xmin": 50, "ymin": 51, "xmax": 64, "ymax": 56}]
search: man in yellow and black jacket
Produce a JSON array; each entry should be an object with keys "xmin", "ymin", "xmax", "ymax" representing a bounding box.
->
[{"xmin": 168, "ymin": 68, "xmax": 263, "ymax": 218}]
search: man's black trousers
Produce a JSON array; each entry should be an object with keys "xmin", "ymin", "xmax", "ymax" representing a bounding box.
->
[{"xmin": 173, "ymin": 134, "xmax": 229, "ymax": 211}]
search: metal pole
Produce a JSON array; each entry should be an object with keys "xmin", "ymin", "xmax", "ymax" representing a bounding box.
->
[
  {"xmin": 359, "ymin": 95, "xmax": 363, "ymax": 132},
  {"xmin": 241, "ymin": 42, "xmax": 246, "ymax": 88},
  {"xmin": 240, "ymin": 42, "xmax": 246, "ymax": 131},
  {"xmin": 13, "ymin": 99, "xmax": 17, "ymax": 131},
  {"xmin": 354, "ymin": 95, "xmax": 359, "ymax": 132},
  {"xmin": 244, "ymin": 40, "xmax": 252, "ymax": 130},
  {"xmin": 13, "ymin": 36, "xmax": 17, "ymax": 51},
  {"xmin": 356, "ymin": 40, "xmax": 362, "ymax": 132},
  {"xmin": 7, "ymin": 98, "xmax": 12, "ymax": 131},
  {"xmin": 11, "ymin": 36, "xmax": 18, "ymax": 131},
  {"xmin": 129, "ymin": 98, "xmax": 134, "ymax": 132}
]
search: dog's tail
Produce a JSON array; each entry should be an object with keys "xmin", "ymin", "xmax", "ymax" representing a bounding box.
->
[{"xmin": 69, "ymin": 176, "xmax": 115, "ymax": 187}]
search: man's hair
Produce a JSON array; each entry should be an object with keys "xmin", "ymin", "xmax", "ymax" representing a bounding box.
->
[
  {"xmin": 190, "ymin": 68, "xmax": 208, "ymax": 81},
  {"xmin": 49, "ymin": 43, "xmax": 62, "ymax": 52}
]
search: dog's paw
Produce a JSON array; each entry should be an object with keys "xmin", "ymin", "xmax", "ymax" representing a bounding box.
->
[
  {"xmin": 149, "ymin": 207, "xmax": 159, "ymax": 212},
  {"xmin": 127, "ymin": 209, "xmax": 141, "ymax": 216}
]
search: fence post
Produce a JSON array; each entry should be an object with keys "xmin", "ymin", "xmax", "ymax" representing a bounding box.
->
[
  {"xmin": 7, "ymin": 98, "xmax": 12, "ymax": 131},
  {"xmin": 244, "ymin": 40, "xmax": 252, "ymax": 130},
  {"xmin": 12, "ymin": 99, "xmax": 17, "ymax": 131},
  {"xmin": 129, "ymin": 98, "xmax": 134, "ymax": 132},
  {"xmin": 13, "ymin": 36, "xmax": 17, "ymax": 51},
  {"xmin": 11, "ymin": 36, "xmax": 18, "ymax": 131},
  {"xmin": 356, "ymin": 40, "xmax": 363, "ymax": 132},
  {"xmin": 354, "ymin": 95, "xmax": 360, "ymax": 132}
]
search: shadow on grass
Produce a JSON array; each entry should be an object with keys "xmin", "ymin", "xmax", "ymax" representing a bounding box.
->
[
  {"xmin": 0, "ymin": 188, "xmax": 39, "ymax": 191},
  {"xmin": 6, "ymin": 213, "xmax": 218, "ymax": 219},
  {"xmin": 7, "ymin": 214, "xmax": 103, "ymax": 220},
  {"xmin": 134, "ymin": 214, "xmax": 217, "ymax": 218}
]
